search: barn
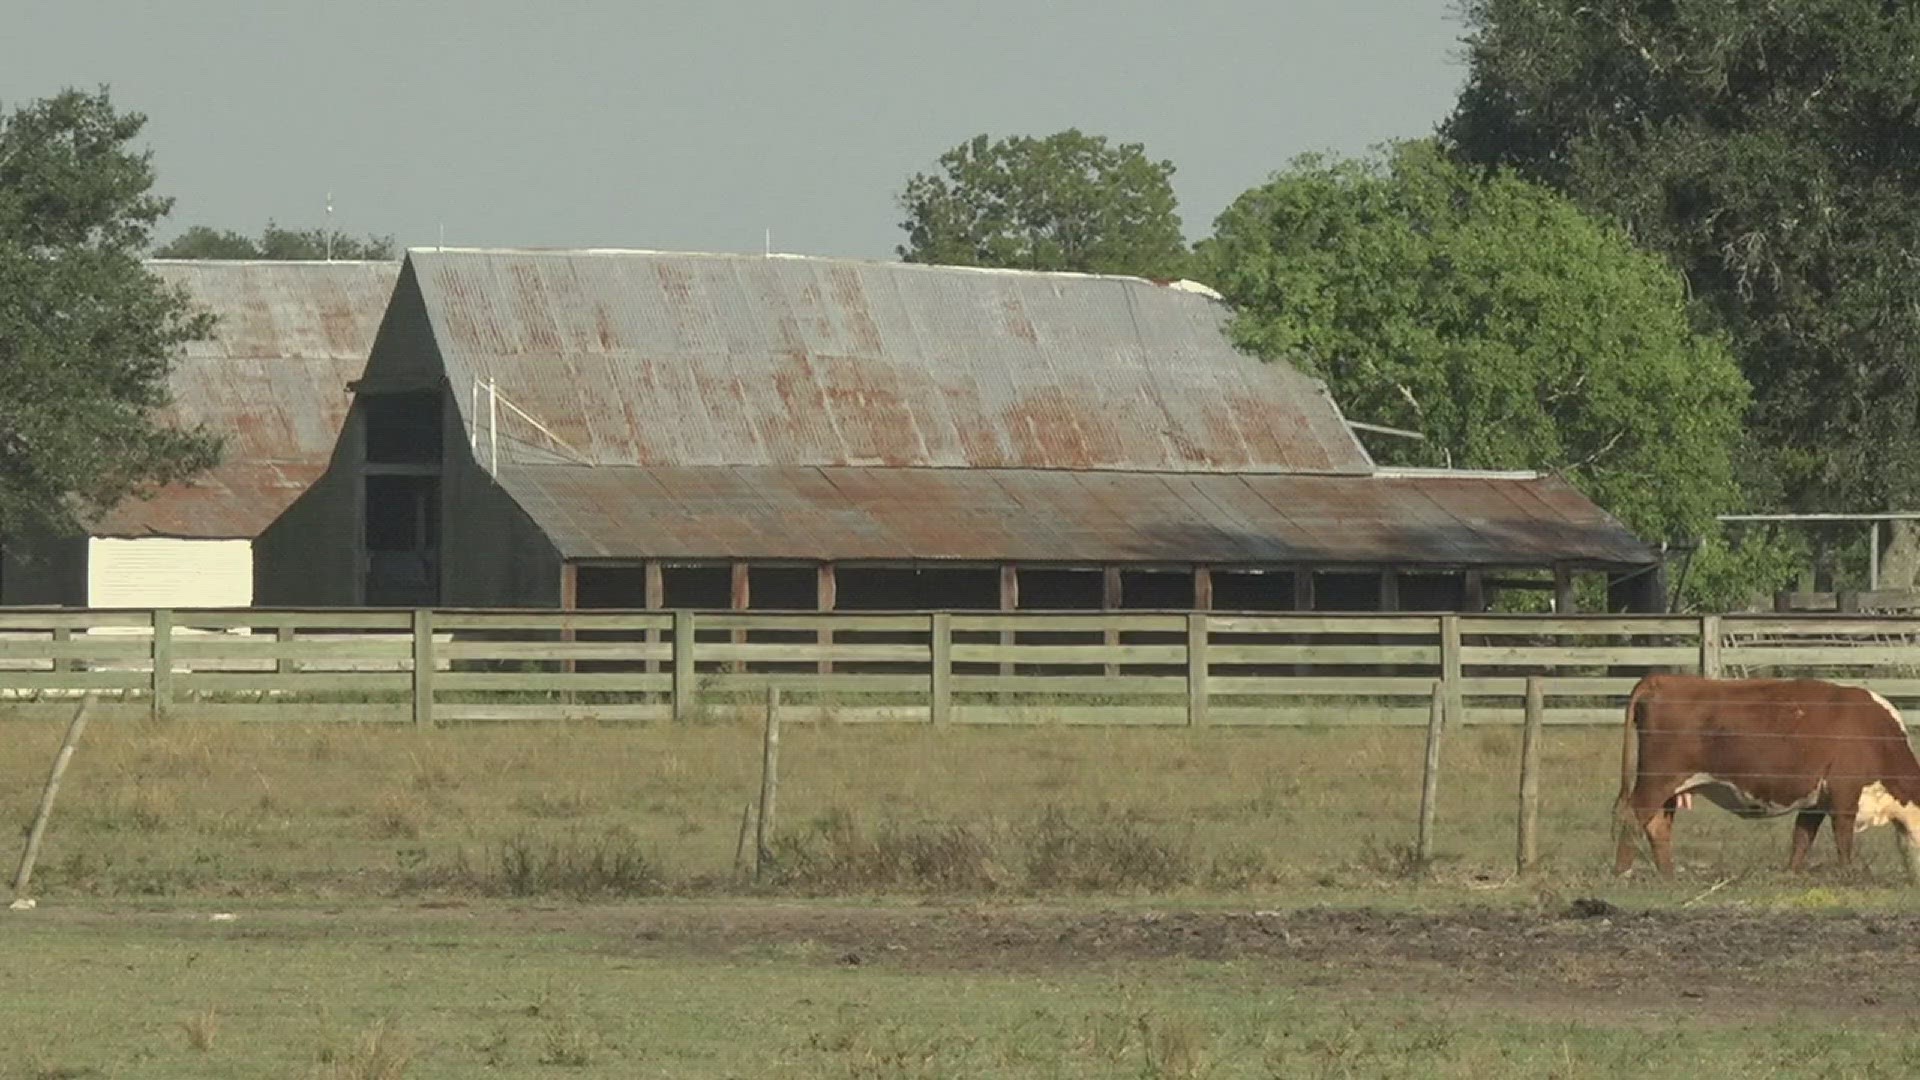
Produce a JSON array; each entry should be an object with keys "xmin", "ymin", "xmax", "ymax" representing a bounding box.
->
[
  {"xmin": 0, "ymin": 259, "xmax": 400, "ymax": 608},
  {"xmin": 319, "ymin": 247, "xmax": 1663, "ymax": 615}
]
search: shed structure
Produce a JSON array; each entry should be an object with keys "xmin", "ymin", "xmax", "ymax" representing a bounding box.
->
[
  {"xmin": 342, "ymin": 248, "xmax": 1663, "ymax": 614},
  {"xmin": 0, "ymin": 259, "xmax": 401, "ymax": 608}
]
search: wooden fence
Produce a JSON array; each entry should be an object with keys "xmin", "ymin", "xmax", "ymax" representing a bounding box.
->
[{"xmin": 1, "ymin": 608, "xmax": 1919, "ymax": 727}]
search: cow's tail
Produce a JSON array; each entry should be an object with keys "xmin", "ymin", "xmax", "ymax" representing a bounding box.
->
[{"xmin": 1614, "ymin": 676, "xmax": 1654, "ymax": 837}]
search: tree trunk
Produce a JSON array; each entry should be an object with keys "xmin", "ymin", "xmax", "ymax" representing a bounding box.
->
[{"xmin": 1879, "ymin": 521, "xmax": 1920, "ymax": 591}]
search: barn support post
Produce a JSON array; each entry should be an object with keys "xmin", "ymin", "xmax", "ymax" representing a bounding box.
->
[
  {"xmin": 816, "ymin": 563, "xmax": 837, "ymax": 675},
  {"xmin": 412, "ymin": 609, "xmax": 436, "ymax": 727},
  {"xmin": 149, "ymin": 609, "xmax": 173, "ymax": 722},
  {"xmin": 1102, "ymin": 566, "xmax": 1122, "ymax": 678},
  {"xmin": 559, "ymin": 562, "xmax": 578, "ymax": 689},
  {"xmin": 929, "ymin": 612, "xmax": 951, "ymax": 727},
  {"xmin": 997, "ymin": 565, "xmax": 1018, "ymax": 702},
  {"xmin": 1186, "ymin": 612, "xmax": 1210, "ymax": 727},
  {"xmin": 1462, "ymin": 570, "xmax": 1486, "ymax": 613},
  {"xmin": 1517, "ymin": 676, "xmax": 1544, "ymax": 873},
  {"xmin": 1192, "ymin": 565, "xmax": 1212, "ymax": 611},
  {"xmin": 51, "ymin": 626, "xmax": 70, "ymax": 674},
  {"xmin": 729, "ymin": 562, "xmax": 749, "ymax": 674},
  {"xmin": 672, "ymin": 610, "xmax": 697, "ymax": 722},
  {"xmin": 1416, "ymin": 680, "xmax": 1445, "ymax": 866},
  {"xmin": 1553, "ymin": 565, "xmax": 1576, "ymax": 614},
  {"xmin": 274, "ymin": 622, "xmax": 295, "ymax": 676},
  {"xmin": 643, "ymin": 560, "xmax": 664, "ymax": 677}
]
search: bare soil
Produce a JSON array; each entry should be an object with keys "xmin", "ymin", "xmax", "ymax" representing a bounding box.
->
[
  {"xmin": 45, "ymin": 899, "xmax": 1920, "ymax": 1024},
  {"xmin": 594, "ymin": 900, "xmax": 1920, "ymax": 1021}
]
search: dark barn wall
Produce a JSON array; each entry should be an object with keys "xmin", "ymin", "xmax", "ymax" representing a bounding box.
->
[
  {"xmin": 254, "ymin": 409, "xmax": 364, "ymax": 606},
  {"xmin": 0, "ymin": 535, "xmax": 88, "ymax": 606},
  {"xmin": 439, "ymin": 433, "xmax": 563, "ymax": 608}
]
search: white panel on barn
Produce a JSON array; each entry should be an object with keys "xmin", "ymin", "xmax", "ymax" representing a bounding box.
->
[{"xmin": 86, "ymin": 538, "xmax": 253, "ymax": 608}]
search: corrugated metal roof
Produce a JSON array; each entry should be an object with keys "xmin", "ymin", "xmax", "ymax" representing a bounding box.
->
[
  {"xmin": 496, "ymin": 465, "xmax": 1656, "ymax": 568},
  {"xmin": 404, "ymin": 249, "xmax": 1374, "ymax": 474},
  {"xmin": 94, "ymin": 260, "xmax": 401, "ymax": 538}
]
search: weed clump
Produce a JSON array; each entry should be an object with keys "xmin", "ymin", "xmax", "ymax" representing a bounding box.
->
[{"xmin": 765, "ymin": 805, "xmax": 1203, "ymax": 895}]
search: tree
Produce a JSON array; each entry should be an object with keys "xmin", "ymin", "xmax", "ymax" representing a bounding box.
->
[
  {"xmin": 1443, "ymin": 0, "xmax": 1920, "ymax": 584},
  {"xmin": 896, "ymin": 130, "xmax": 1190, "ymax": 278},
  {"xmin": 1203, "ymin": 140, "xmax": 1747, "ymax": 548},
  {"xmin": 155, "ymin": 221, "xmax": 395, "ymax": 260},
  {"xmin": 0, "ymin": 88, "xmax": 221, "ymax": 535}
]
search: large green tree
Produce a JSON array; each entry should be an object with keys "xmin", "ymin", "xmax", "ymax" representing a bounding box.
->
[
  {"xmin": 155, "ymin": 221, "xmax": 394, "ymax": 260},
  {"xmin": 1443, "ymin": 0, "xmax": 1920, "ymax": 582},
  {"xmin": 896, "ymin": 130, "xmax": 1190, "ymax": 278},
  {"xmin": 1204, "ymin": 141, "xmax": 1747, "ymax": 548},
  {"xmin": 0, "ymin": 88, "xmax": 220, "ymax": 535}
]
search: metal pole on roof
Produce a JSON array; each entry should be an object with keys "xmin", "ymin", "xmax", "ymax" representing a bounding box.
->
[
  {"xmin": 1871, "ymin": 522, "xmax": 1881, "ymax": 591},
  {"xmin": 469, "ymin": 378, "xmax": 478, "ymax": 456},
  {"xmin": 487, "ymin": 377, "xmax": 499, "ymax": 476}
]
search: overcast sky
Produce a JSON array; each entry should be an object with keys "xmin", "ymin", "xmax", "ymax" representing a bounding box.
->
[{"xmin": 4, "ymin": 0, "xmax": 1470, "ymax": 260}]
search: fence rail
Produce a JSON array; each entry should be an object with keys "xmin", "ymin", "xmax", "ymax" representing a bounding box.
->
[{"xmin": 0, "ymin": 608, "xmax": 1919, "ymax": 727}]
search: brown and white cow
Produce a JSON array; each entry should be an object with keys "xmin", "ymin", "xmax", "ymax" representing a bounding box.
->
[{"xmin": 1613, "ymin": 673, "xmax": 1920, "ymax": 882}]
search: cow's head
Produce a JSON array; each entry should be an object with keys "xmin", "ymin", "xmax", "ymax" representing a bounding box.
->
[{"xmin": 1855, "ymin": 783, "xmax": 1920, "ymax": 884}]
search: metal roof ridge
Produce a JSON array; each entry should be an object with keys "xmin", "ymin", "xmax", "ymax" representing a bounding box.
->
[
  {"xmin": 494, "ymin": 462, "xmax": 1555, "ymax": 482},
  {"xmin": 1372, "ymin": 467, "xmax": 1543, "ymax": 481},
  {"xmin": 403, "ymin": 246, "xmax": 1215, "ymax": 290},
  {"xmin": 144, "ymin": 258, "xmax": 400, "ymax": 266}
]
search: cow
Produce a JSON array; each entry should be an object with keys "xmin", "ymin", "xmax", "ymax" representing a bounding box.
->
[{"xmin": 1612, "ymin": 673, "xmax": 1920, "ymax": 883}]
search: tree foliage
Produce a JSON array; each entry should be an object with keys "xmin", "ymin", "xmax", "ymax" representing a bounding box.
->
[
  {"xmin": 1444, "ymin": 0, "xmax": 1920, "ymax": 521},
  {"xmin": 0, "ymin": 88, "xmax": 220, "ymax": 535},
  {"xmin": 155, "ymin": 221, "xmax": 394, "ymax": 260},
  {"xmin": 1204, "ymin": 141, "xmax": 1747, "ymax": 544},
  {"xmin": 897, "ymin": 130, "xmax": 1190, "ymax": 278}
]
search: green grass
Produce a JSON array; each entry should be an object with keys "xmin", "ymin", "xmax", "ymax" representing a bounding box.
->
[
  {"xmin": 4, "ymin": 711, "xmax": 1915, "ymax": 900},
  {"xmin": 5, "ymin": 901, "xmax": 1920, "ymax": 1079}
]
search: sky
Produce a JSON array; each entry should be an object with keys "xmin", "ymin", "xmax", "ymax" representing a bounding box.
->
[{"xmin": 3, "ymin": 0, "xmax": 1471, "ymax": 261}]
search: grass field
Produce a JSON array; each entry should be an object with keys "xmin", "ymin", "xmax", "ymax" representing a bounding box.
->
[{"xmin": 7, "ymin": 712, "xmax": 1920, "ymax": 1078}]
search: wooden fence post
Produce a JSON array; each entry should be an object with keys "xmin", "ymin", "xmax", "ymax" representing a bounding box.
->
[
  {"xmin": 1698, "ymin": 614, "xmax": 1723, "ymax": 678},
  {"xmin": 1517, "ymin": 676, "xmax": 1544, "ymax": 873},
  {"xmin": 51, "ymin": 626, "xmax": 70, "ymax": 674},
  {"xmin": 12, "ymin": 696, "xmax": 93, "ymax": 898},
  {"xmin": 275, "ymin": 622, "xmax": 295, "ymax": 676},
  {"xmin": 1439, "ymin": 614, "xmax": 1464, "ymax": 727},
  {"xmin": 1187, "ymin": 612, "xmax": 1209, "ymax": 727},
  {"xmin": 150, "ymin": 609, "xmax": 173, "ymax": 721},
  {"xmin": 672, "ymin": 610, "xmax": 696, "ymax": 723},
  {"xmin": 929, "ymin": 612, "xmax": 951, "ymax": 727},
  {"xmin": 754, "ymin": 685, "xmax": 781, "ymax": 880},
  {"xmin": 1417, "ymin": 680, "xmax": 1445, "ymax": 865},
  {"xmin": 412, "ymin": 609, "xmax": 436, "ymax": 728}
]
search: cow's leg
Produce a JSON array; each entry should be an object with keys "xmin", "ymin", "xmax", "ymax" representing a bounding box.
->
[
  {"xmin": 1826, "ymin": 782, "xmax": 1862, "ymax": 869},
  {"xmin": 1616, "ymin": 781, "xmax": 1682, "ymax": 877},
  {"xmin": 1790, "ymin": 811, "xmax": 1825, "ymax": 871},
  {"xmin": 1647, "ymin": 803, "xmax": 1677, "ymax": 877}
]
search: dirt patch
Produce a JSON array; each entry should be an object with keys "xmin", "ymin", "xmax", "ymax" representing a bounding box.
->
[{"xmin": 603, "ymin": 902, "xmax": 1920, "ymax": 1020}]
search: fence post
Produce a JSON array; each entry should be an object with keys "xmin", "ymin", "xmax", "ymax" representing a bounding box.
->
[
  {"xmin": 672, "ymin": 610, "xmax": 696, "ymax": 722},
  {"xmin": 1698, "ymin": 614, "xmax": 1722, "ymax": 678},
  {"xmin": 929, "ymin": 612, "xmax": 951, "ymax": 727},
  {"xmin": 1439, "ymin": 614, "xmax": 1464, "ymax": 727},
  {"xmin": 754, "ymin": 685, "xmax": 781, "ymax": 880},
  {"xmin": 1417, "ymin": 680, "xmax": 1446, "ymax": 865},
  {"xmin": 150, "ymin": 609, "xmax": 173, "ymax": 721},
  {"xmin": 1187, "ymin": 612, "xmax": 1209, "ymax": 727},
  {"xmin": 1517, "ymin": 676, "xmax": 1544, "ymax": 873},
  {"xmin": 412, "ymin": 609, "xmax": 436, "ymax": 728},
  {"xmin": 12, "ymin": 696, "xmax": 93, "ymax": 898},
  {"xmin": 51, "ymin": 626, "xmax": 70, "ymax": 674}
]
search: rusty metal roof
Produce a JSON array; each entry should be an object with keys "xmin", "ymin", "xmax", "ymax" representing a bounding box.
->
[
  {"xmin": 403, "ymin": 249, "xmax": 1375, "ymax": 474},
  {"xmin": 496, "ymin": 465, "xmax": 1656, "ymax": 568},
  {"xmin": 95, "ymin": 260, "xmax": 401, "ymax": 538}
]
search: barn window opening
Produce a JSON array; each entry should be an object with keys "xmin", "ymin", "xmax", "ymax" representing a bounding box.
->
[
  {"xmin": 363, "ymin": 474, "xmax": 440, "ymax": 606},
  {"xmin": 363, "ymin": 391, "xmax": 442, "ymax": 466}
]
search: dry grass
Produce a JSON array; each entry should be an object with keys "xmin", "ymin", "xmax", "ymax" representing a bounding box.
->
[
  {"xmin": 179, "ymin": 1005, "xmax": 220, "ymax": 1052},
  {"xmin": 1, "ymin": 709, "xmax": 1900, "ymax": 900},
  {"xmin": 320, "ymin": 1019, "xmax": 411, "ymax": 1080}
]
